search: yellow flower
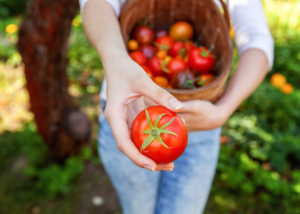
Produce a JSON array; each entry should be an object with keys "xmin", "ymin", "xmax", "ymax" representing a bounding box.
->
[
  {"xmin": 270, "ymin": 73, "xmax": 286, "ymax": 87},
  {"xmin": 72, "ymin": 19, "xmax": 80, "ymax": 27},
  {"xmin": 5, "ymin": 24, "xmax": 18, "ymax": 34},
  {"xmin": 281, "ymin": 83, "xmax": 293, "ymax": 94}
]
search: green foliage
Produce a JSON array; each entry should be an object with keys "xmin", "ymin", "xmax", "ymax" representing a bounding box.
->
[
  {"xmin": 0, "ymin": 17, "xmax": 20, "ymax": 62},
  {"xmin": 270, "ymin": 42, "xmax": 300, "ymax": 87},
  {"xmin": 0, "ymin": 0, "xmax": 28, "ymax": 18},
  {"xmin": 205, "ymin": 39, "xmax": 300, "ymax": 213},
  {"xmin": 0, "ymin": 123, "xmax": 92, "ymax": 201},
  {"xmin": 24, "ymin": 153, "xmax": 85, "ymax": 199},
  {"xmin": 205, "ymin": 1, "xmax": 300, "ymax": 211},
  {"xmin": 67, "ymin": 15, "xmax": 104, "ymax": 95}
]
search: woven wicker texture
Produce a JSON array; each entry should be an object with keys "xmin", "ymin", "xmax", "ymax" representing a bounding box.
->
[{"xmin": 120, "ymin": 0, "xmax": 233, "ymax": 102}]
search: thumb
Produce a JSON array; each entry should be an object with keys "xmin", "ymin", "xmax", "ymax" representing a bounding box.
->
[{"xmin": 140, "ymin": 81, "xmax": 183, "ymax": 112}]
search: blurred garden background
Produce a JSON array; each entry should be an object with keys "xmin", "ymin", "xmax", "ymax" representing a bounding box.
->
[{"xmin": 0, "ymin": 0, "xmax": 300, "ymax": 213}]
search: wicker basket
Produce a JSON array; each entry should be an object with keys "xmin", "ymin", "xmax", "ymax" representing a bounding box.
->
[{"xmin": 120, "ymin": 0, "xmax": 233, "ymax": 102}]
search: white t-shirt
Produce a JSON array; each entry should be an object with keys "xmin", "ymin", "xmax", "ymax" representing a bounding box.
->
[{"xmin": 79, "ymin": 0, "xmax": 274, "ymax": 100}]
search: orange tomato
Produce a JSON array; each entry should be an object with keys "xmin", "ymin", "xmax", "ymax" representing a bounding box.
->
[
  {"xmin": 127, "ymin": 39, "xmax": 139, "ymax": 51},
  {"xmin": 169, "ymin": 21, "xmax": 194, "ymax": 41},
  {"xmin": 156, "ymin": 50, "xmax": 167, "ymax": 59},
  {"xmin": 166, "ymin": 84, "xmax": 173, "ymax": 89},
  {"xmin": 197, "ymin": 73, "xmax": 215, "ymax": 86},
  {"xmin": 154, "ymin": 76, "xmax": 169, "ymax": 88}
]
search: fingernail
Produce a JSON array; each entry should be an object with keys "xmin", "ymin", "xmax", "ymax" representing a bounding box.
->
[
  {"xmin": 169, "ymin": 98, "xmax": 183, "ymax": 110},
  {"xmin": 144, "ymin": 165, "xmax": 155, "ymax": 172},
  {"xmin": 162, "ymin": 168, "xmax": 173, "ymax": 171}
]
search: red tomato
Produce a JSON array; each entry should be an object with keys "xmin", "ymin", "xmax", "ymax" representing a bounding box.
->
[
  {"xmin": 169, "ymin": 41, "xmax": 185, "ymax": 57},
  {"xmin": 155, "ymin": 29, "xmax": 168, "ymax": 38},
  {"xmin": 185, "ymin": 41, "xmax": 195, "ymax": 53},
  {"xmin": 133, "ymin": 25, "xmax": 155, "ymax": 44},
  {"xmin": 166, "ymin": 58, "xmax": 188, "ymax": 79},
  {"xmin": 155, "ymin": 36, "xmax": 174, "ymax": 50},
  {"xmin": 131, "ymin": 106, "xmax": 188, "ymax": 164},
  {"xmin": 138, "ymin": 44, "xmax": 158, "ymax": 59},
  {"xmin": 146, "ymin": 57, "xmax": 164, "ymax": 76},
  {"xmin": 188, "ymin": 47, "xmax": 215, "ymax": 74},
  {"xmin": 142, "ymin": 65, "xmax": 154, "ymax": 80},
  {"xmin": 129, "ymin": 51, "xmax": 146, "ymax": 66},
  {"xmin": 169, "ymin": 21, "xmax": 194, "ymax": 41}
]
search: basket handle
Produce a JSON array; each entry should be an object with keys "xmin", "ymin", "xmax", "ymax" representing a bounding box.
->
[
  {"xmin": 120, "ymin": 0, "xmax": 231, "ymax": 30},
  {"xmin": 218, "ymin": 0, "xmax": 230, "ymax": 30}
]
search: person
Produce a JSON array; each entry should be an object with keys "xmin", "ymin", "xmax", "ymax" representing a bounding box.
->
[{"xmin": 79, "ymin": 0, "xmax": 274, "ymax": 213}]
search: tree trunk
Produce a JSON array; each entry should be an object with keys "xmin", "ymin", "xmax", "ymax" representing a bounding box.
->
[{"xmin": 17, "ymin": 0, "xmax": 91, "ymax": 161}]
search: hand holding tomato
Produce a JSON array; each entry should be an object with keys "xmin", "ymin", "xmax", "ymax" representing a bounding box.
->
[{"xmin": 103, "ymin": 51, "xmax": 184, "ymax": 172}]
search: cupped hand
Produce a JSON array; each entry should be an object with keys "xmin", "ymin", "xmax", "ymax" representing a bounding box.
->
[
  {"xmin": 177, "ymin": 99, "xmax": 228, "ymax": 132},
  {"xmin": 103, "ymin": 52, "xmax": 183, "ymax": 171}
]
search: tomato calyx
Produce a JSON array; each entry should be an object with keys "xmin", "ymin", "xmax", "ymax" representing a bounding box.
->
[
  {"xmin": 198, "ymin": 46, "xmax": 214, "ymax": 58},
  {"xmin": 137, "ymin": 18, "xmax": 154, "ymax": 28},
  {"xmin": 160, "ymin": 60, "xmax": 170, "ymax": 73},
  {"xmin": 183, "ymin": 79, "xmax": 196, "ymax": 89},
  {"xmin": 178, "ymin": 47, "xmax": 187, "ymax": 57},
  {"xmin": 154, "ymin": 42, "xmax": 171, "ymax": 51},
  {"xmin": 140, "ymin": 109, "xmax": 177, "ymax": 152}
]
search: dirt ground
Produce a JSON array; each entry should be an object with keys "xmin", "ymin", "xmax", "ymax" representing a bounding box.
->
[{"xmin": 77, "ymin": 162, "xmax": 122, "ymax": 214}]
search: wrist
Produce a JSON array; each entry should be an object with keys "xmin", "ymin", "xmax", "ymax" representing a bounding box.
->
[
  {"xmin": 215, "ymin": 98, "xmax": 235, "ymax": 124},
  {"xmin": 98, "ymin": 44, "xmax": 129, "ymax": 71}
]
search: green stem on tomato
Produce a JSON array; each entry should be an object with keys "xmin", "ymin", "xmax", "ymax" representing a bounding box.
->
[
  {"xmin": 153, "ymin": 42, "xmax": 171, "ymax": 51},
  {"xmin": 140, "ymin": 109, "xmax": 177, "ymax": 153}
]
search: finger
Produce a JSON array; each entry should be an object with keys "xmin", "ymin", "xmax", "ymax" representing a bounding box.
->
[
  {"xmin": 127, "ymin": 97, "xmax": 145, "ymax": 129},
  {"xmin": 177, "ymin": 112, "xmax": 194, "ymax": 127},
  {"xmin": 179, "ymin": 100, "xmax": 199, "ymax": 113},
  {"xmin": 140, "ymin": 81, "xmax": 183, "ymax": 112},
  {"xmin": 180, "ymin": 99, "xmax": 212, "ymax": 113},
  {"xmin": 106, "ymin": 107, "xmax": 157, "ymax": 171},
  {"xmin": 156, "ymin": 162, "xmax": 175, "ymax": 171},
  {"xmin": 143, "ymin": 96, "xmax": 158, "ymax": 107}
]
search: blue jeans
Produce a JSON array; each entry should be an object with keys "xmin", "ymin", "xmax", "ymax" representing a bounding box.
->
[{"xmin": 98, "ymin": 101, "xmax": 221, "ymax": 214}]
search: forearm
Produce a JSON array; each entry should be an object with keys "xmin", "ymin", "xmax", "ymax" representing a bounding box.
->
[
  {"xmin": 82, "ymin": 0, "xmax": 127, "ymax": 70},
  {"xmin": 216, "ymin": 48, "xmax": 269, "ymax": 118}
]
